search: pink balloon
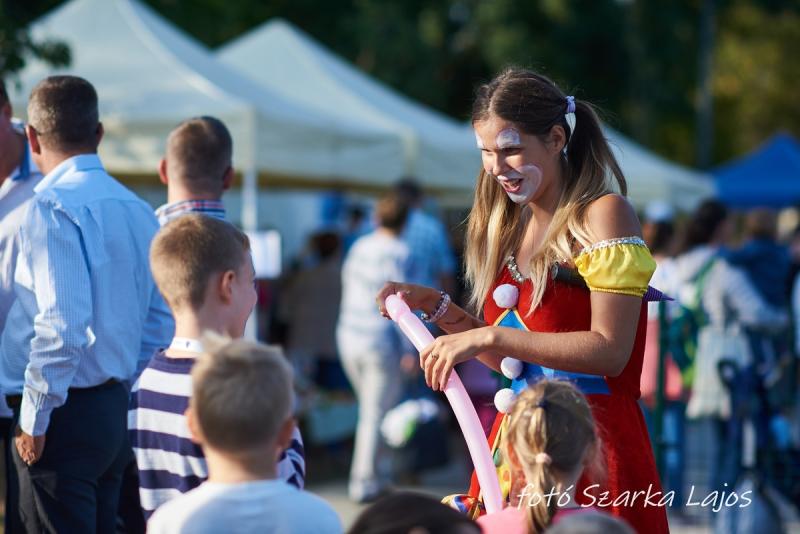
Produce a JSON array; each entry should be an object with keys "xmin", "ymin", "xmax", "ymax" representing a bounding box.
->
[{"xmin": 385, "ymin": 293, "xmax": 503, "ymax": 514}]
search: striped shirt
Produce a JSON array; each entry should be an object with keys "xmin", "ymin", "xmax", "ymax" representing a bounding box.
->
[
  {"xmin": 1, "ymin": 155, "xmax": 173, "ymax": 435},
  {"xmin": 0, "ymin": 133, "xmax": 43, "ymax": 419},
  {"xmin": 155, "ymin": 199, "xmax": 226, "ymax": 226},
  {"xmin": 128, "ymin": 349, "xmax": 305, "ymax": 519}
]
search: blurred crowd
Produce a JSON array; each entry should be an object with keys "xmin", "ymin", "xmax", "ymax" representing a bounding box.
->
[
  {"xmin": 4, "ymin": 70, "xmax": 799, "ymax": 534},
  {"xmin": 271, "ymin": 179, "xmax": 496, "ymax": 503},
  {"xmin": 639, "ymin": 199, "xmax": 800, "ymax": 521},
  {"xmin": 274, "ymin": 192, "xmax": 800, "ymax": 520}
]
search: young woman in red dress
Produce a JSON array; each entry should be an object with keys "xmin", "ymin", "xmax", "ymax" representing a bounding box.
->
[{"xmin": 377, "ymin": 68, "xmax": 668, "ymax": 533}]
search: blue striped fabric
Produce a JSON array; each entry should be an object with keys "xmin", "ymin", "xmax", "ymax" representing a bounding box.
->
[
  {"xmin": 128, "ymin": 350, "xmax": 306, "ymax": 519},
  {"xmin": 0, "ymin": 155, "xmax": 174, "ymax": 435},
  {"xmin": 154, "ymin": 200, "xmax": 226, "ymax": 226}
]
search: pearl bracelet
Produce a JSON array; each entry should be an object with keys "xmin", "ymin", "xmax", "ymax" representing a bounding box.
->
[{"xmin": 420, "ymin": 291, "xmax": 451, "ymax": 323}]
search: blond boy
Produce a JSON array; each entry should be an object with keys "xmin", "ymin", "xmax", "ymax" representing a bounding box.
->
[
  {"xmin": 128, "ymin": 214, "xmax": 305, "ymax": 519},
  {"xmin": 147, "ymin": 338, "xmax": 341, "ymax": 534}
]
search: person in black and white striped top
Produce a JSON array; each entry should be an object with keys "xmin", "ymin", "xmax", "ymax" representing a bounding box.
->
[{"xmin": 128, "ymin": 214, "xmax": 305, "ymax": 519}]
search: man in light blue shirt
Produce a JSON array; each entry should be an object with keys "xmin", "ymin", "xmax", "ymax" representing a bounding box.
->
[
  {"xmin": 0, "ymin": 77, "xmax": 45, "ymax": 534},
  {"xmin": 0, "ymin": 75, "xmax": 172, "ymax": 533}
]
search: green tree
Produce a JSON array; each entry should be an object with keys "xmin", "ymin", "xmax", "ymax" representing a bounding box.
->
[
  {"xmin": 16, "ymin": 0, "xmax": 800, "ymax": 165},
  {"xmin": 713, "ymin": 1, "xmax": 800, "ymax": 160},
  {"xmin": 0, "ymin": 1, "xmax": 70, "ymax": 79}
]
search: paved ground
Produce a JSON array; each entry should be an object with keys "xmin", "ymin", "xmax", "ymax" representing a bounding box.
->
[
  {"xmin": 307, "ymin": 418, "xmax": 800, "ymax": 533},
  {"xmin": 0, "ymin": 418, "xmax": 794, "ymax": 532}
]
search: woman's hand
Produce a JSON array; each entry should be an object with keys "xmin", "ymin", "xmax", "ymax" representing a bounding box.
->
[
  {"xmin": 419, "ymin": 327, "xmax": 496, "ymax": 391},
  {"xmin": 375, "ymin": 282, "xmax": 440, "ymax": 318}
]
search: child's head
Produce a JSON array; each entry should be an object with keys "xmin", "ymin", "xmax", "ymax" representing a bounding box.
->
[
  {"xmin": 348, "ymin": 492, "xmax": 480, "ymax": 534},
  {"xmin": 188, "ymin": 335, "xmax": 294, "ymax": 459},
  {"xmin": 150, "ymin": 214, "xmax": 256, "ymax": 337},
  {"xmin": 504, "ymin": 380, "xmax": 600, "ymax": 533}
]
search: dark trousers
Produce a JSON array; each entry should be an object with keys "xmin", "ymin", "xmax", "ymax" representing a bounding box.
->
[
  {"xmin": 0, "ymin": 416, "xmax": 19, "ymax": 533},
  {"xmin": 116, "ymin": 454, "xmax": 145, "ymax": 534},
  {"xmin": 8, "ymin": 381, "xmax": 129, "ymax": 534}
]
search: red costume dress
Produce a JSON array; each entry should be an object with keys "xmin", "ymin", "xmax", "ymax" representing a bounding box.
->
[{"xmin": 450, "ymin": 237, "xmax": 669, "ymax": 534}]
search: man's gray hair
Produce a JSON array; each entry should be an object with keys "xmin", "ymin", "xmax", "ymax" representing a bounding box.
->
[{"xmin": 27, "ymin": 75, "xmax": 99, "ymax": 152}]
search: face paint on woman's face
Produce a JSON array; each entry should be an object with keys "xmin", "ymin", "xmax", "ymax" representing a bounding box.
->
[
  {"xmin": 495, "ymin": 164, "xmax": 543, "ymax": 204},
  {"xmin": 474, "ymin": 121, "xmax": 544, "ymax": 204},
  {"xmin": 495, "ymin": 128, "xmax": 521, "ymax": 149},
  {"xmin": 474, "ymin": 130, "xmax": 485, "ymax": 149}
]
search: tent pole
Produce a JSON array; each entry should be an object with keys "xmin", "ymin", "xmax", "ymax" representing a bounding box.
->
[{"xmin": 243, "ymin": 110, "xmax": 259, "ymax": 340}]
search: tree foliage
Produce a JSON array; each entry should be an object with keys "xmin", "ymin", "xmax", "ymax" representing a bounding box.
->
[
  {"xmin": 0, "ymin": 1, "xmax": 70, "ymax": 80},
  {"xmin": 6, "ymin": 0, "xmax": 800, "ymax": 165}
]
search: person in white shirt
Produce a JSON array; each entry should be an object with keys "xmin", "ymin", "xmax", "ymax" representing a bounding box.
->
[
  {"xmin": 0, "ymin": 77, "xmax": 45, "ymax": 534},
  {"xmin": 147, "ymin": 336, "xmax": 341, "ymax": 534},
  {"xmin": 336, "ymin": 192, "xmax": 413, "ymax": 502}
]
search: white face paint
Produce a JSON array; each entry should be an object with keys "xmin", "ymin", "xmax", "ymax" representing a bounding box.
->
[
  {"xmin": 495, "ymin": 128, "xmax": 521, "ymax": 150},
  {"xmin": 475, "ymin": 123, "xmax": 543, "ymax": 204},
  {"xmin": 474, "ymin": 130, "xmax": 485, "ymax": 149},
  {"xmin": 496, "ymin": 164, "xmax": 543, "ymax": 204}
]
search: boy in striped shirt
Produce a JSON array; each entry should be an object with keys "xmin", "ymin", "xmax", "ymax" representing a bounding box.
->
[{"xmin": 128, "ymin": 214, "xmax": 305, "ymax": 519}]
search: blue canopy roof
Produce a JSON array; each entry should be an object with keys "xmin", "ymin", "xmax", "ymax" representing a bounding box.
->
[{"xmin": 714, "ymin": 133, "xmax": 800, "ymax": 208}]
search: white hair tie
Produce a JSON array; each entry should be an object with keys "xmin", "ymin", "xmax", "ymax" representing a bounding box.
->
[
  {"xmin": 535, "ymin": 452, "xmax": 552, "ymax": 465},
  {"xmin": 564, "ymin": 95, "xmax": 576, "ymax": 155}
]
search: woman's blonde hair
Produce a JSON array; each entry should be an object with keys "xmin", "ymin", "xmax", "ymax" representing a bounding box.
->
[
  {"xmin": 465, "ymin": 68, "xmax": 626, "ymax": 313},
  {"xmin": 504, "ymin": 380, "xmax": 601, "ymax": 533}
]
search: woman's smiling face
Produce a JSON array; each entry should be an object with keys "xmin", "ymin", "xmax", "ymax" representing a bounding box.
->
[{"xmin": 474, "ymin": 115, "xmax": 558, "ymax": 205}]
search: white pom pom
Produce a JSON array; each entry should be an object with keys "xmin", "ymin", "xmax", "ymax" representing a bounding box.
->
[
  {"xmin": 492, "ymin": 284, "xmax": 519, "ymax": 309},
  {"xmin": 494, "ymin": 388, "xmax": 517, "ymax": 414},
  {"xmin": 500, "ymin": 357, "xmax": 523, "ymax": 380}
]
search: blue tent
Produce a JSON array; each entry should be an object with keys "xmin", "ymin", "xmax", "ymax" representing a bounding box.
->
[{"xmin": 714, "ymin": 133, "xmax": 800, "ymax": 208}]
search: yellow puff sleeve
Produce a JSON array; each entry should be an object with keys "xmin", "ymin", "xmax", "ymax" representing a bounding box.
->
[{"xmin": 573, "ymin": 237, "xmax": 656, "ymax": 297}]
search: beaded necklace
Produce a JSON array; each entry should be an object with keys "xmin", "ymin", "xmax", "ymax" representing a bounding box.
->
[{"xmin": 505, "ymin": 256, "xmax": 527, "ymax": 283}]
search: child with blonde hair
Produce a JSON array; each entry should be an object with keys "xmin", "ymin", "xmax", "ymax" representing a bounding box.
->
[
  {"xmin": 479, "ymin": 380, "xmax": 621, "ymax": 533},
  {"xmin": 129, "ymin": 214, "xmax": 305, "ymax": 519},
  {"xmin": 147, "ymin": 336, "xmax": 341, "ymax": 533}
]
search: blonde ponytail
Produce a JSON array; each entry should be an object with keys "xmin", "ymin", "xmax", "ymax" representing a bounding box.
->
[{"xmin": 504, "ymin": 381, "xmax": 600, "ymax": 533}]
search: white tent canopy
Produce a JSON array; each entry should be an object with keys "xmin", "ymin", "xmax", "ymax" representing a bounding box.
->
[
  {"xmin": 217, "ymin": 19, "xmax": 712, "ymax": 210},
  {"xmin": 217, "ymin": 18, "xmax": 481, "ymax": 192},
  {"xmin": 13, "ymin": 0, "xmax": 712, "ymax": 213},
  {"xmin": 12, "ymin": 0, "xmax": 412, "ymax": 228},
  {"xmin": 606, "ymin": 128, "xmax": 714, "ymax": 212}
]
